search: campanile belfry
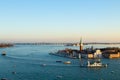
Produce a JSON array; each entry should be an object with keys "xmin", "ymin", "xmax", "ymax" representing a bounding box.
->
[{"xmin": 79, "ymin": 38, "xmax": 83, "ymax": 51}]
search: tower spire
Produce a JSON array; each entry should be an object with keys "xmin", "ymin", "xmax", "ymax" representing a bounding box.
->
[{"xmin": 80, "ymin": 37, "xmax": 82, "ymax": 44}]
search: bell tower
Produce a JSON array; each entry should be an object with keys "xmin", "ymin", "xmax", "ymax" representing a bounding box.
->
[{"xmin": 79, "ymin": 38, "xmax": 83, "ymax": 52}]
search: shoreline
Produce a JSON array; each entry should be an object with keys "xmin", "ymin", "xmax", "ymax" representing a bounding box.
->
[{"xmin": 12, "ymin": 43, "xmax": 120, "ymax": 45}]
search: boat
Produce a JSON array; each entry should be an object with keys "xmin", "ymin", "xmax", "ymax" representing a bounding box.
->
[
  {"xmin": 1, "ymin": 78, "xmax": 8, "ymax": 80},
  {"xmin": 1, "ymin": 51, "xmax": 6, "ymax": 56},
  {"xmin": 87, "ymin": 59, "xmax": 107, "ymax": 68},
  {"xmin": 40, "ymin": 64, "xmax": 46, "ymax": 66},
  {"xmin": 80, "ymin": 59, "xmax": 107, "ymax": 68},
  {"xmin": 64, "ymin": 61, "xmax": 71, "ymax": 64},
  {"xmin": 56, "ymin": 60, "xmax": 62, "ymax": 63}
]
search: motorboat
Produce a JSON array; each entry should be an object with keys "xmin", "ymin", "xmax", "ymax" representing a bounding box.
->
[
  {"xmin": 56, "ymin": 60, "xmax": 62, "ymax": 63},
  {"xmin": 1, "ymin": 51, "xmax": 6, "ymax": 56}
]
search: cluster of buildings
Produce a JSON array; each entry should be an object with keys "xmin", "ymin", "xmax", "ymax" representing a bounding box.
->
[
  {"xmin": 50, "ymin": 39, "xmax": 120, "ymax": 59},
  {"xmin": 101, "ymin": 47, "xmax": 120, "ymax": 58}
]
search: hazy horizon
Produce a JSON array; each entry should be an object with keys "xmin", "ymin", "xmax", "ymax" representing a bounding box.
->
[{"xmin": 0, "ymin": 0, "xmax": 120, "ymax": 43}]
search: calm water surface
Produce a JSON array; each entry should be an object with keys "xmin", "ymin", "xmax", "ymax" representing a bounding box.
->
[{"xmin": 0, "ymin": 44, "xmax": 120, "ymax": 80}]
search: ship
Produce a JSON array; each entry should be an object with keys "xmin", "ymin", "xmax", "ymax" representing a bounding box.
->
[
  {"xmin": 87, "ymin": 59, "xmax": 107, "ymax": 68},
  {"xmin": 80, "ymin": 59, "xmax": 107, "ymax": 68}
]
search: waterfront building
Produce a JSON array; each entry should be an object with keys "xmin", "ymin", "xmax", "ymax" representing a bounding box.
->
[
  {"xmin": 94, "ymin": 50, "xmax": 102, "ymax": 58},
  {"xmin": 87, "ymin": 49, "xmax": 102, "ymax": 59},
  {"xmin": 109, "ymin": 52, "xmax": 120, "ymax": 58}
]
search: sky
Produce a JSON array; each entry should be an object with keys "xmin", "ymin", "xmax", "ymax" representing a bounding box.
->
[{"xmin": 0, "ymin": 0, "xmax": 120, "ymax": 43}]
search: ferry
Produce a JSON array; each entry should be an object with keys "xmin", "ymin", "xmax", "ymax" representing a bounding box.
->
[
  {"xmin": 87, "ymin": 60, "xmax": 107, "ymax": 68},
  {"xmin": 80, "ymin": 59, "xmax": 107, "ymax": 68}
]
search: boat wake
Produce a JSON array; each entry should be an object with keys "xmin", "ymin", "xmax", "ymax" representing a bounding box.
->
[{"xmin": 2, "ymin": 55, "xmax": 80, "ymax": 67}]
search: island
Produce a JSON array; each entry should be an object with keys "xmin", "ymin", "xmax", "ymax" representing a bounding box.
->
[
  {"xmin": 49, "ymin": 39, "xmax": 120, "ymax": 59},
  {"xmin": 0, "ymin": 43, "xmax": 14, "ymax": 48}
]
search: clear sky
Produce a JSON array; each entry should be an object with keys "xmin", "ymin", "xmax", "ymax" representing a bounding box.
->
[{"xmin": 0, "ymin": 0, "xmax": 120, "ymax": 43}]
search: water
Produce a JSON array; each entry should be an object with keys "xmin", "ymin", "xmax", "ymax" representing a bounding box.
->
[{"xmin": 0, "ymin": 44, "xmax": 120, "ymax": 80}]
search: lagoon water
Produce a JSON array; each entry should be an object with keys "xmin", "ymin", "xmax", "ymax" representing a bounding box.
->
[{"xmin": 0, "ymin": 44, "xmax": 120, "ymax": 80}]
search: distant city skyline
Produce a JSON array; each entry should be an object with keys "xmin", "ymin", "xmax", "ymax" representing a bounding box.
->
[{"xmin": 0, "ymin": 0, "xmax": 120, "ymax": 43}]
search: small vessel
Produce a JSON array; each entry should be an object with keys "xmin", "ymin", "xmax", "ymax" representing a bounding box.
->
[
  {"xmin": 1, "ymin": 78, "xmax": 8, "ymax": 80},
  {"xmin": 56, "ymin": 60, "xmax": 62, "ymax": 63},
  {"xmin": 12, "ymin": 71, "xmax": 16, "ymax": 74},
  {"xmin": 56, "ymin": 75, "xmax": 63, "ymax": 79},
  {"xmin": 40, "ymin": 64, "xmax": 46, "ymax": 67},
  {"xmin": 64, "ymin": 61, "xmax": 71, "ymax": 64},
  {"xmin": 1, "ymin": 51, "xmax": 6, "ymax": 56}
]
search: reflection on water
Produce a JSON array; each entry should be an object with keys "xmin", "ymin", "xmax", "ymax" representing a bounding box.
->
[{"xmin": 0, "ymin": 44, "xmax": 120, "ymax": 80}]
